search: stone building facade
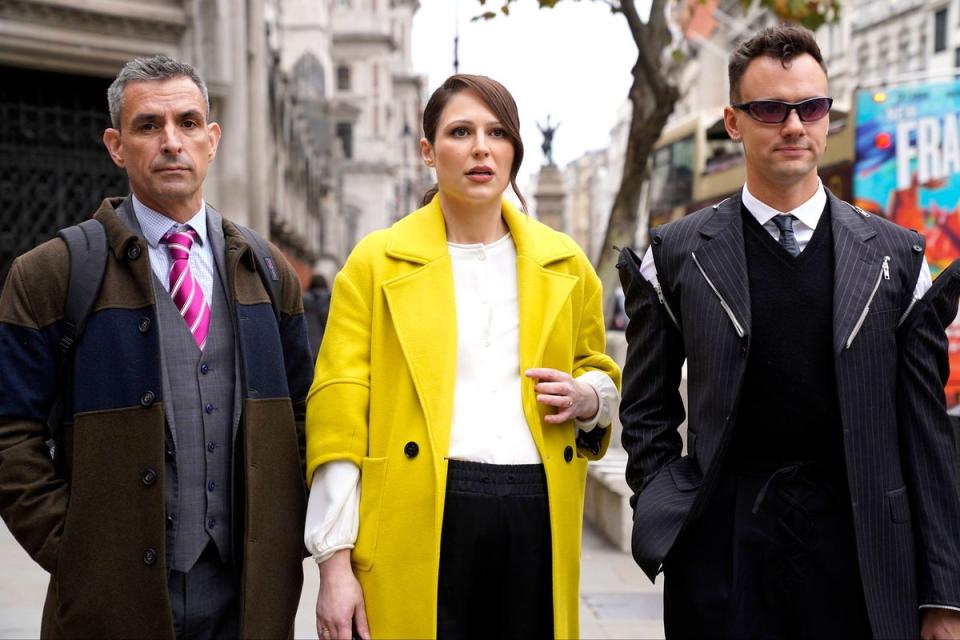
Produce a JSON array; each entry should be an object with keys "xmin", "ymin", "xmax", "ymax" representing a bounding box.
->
[{"xmin": 0, "ymin": 0, "xmax": 427, "ymax": 287}]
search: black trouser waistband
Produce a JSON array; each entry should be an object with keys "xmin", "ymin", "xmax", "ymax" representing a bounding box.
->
[{"xmin": 446, "ymin": 460, "xmax": 547, "ymax": 496}]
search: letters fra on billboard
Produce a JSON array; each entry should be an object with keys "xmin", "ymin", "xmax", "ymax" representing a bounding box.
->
[{"xmin": 854, "ymin": 80, "xmax": 960, "ymax": 408}]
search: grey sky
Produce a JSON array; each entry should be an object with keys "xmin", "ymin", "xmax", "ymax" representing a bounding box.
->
[{"xmin": 411, "ymin": 0, "xmax": 644, "ymax": 186}]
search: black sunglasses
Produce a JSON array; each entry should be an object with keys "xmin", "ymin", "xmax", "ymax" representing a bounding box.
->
[{"xmin": 732, "ymin": 97, "xmax": 833, "ymax": 124}]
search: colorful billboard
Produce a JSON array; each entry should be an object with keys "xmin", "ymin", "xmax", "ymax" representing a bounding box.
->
[{"xmin": 853, "ymin": 79, "xmax": 960, "ymax": 407}]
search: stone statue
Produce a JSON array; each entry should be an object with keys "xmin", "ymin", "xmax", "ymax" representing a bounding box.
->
[{"xmin": 537, "ymin": 115, "xmax": 560, "ymax": 166}]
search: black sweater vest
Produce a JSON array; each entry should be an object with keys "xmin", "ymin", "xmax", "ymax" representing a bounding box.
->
[{"xmin": 729, "ymin": 202, "xmax": 846, "ymax": 473}]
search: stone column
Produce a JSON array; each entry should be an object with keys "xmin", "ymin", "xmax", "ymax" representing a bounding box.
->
[{"xmin": 534, "ymin": 164, "xmax": 566, "ymax": 231}]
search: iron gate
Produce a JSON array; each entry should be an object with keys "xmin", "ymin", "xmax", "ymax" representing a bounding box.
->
[{"xmin": 0, "ymin": 65, "xmax": 128, "ymax": 284}]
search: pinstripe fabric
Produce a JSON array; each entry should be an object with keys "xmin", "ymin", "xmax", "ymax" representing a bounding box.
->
[{"xmin": 618, "ymin": 189, "xmax": 960, "ymax": 638}]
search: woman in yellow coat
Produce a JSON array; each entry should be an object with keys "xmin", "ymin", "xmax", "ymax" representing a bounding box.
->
[{"xmin": 304, "ymin": 74, "xmax": 621, "ymax": 639}]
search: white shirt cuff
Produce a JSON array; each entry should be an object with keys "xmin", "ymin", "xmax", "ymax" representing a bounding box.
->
[
  {"xmin": 304, "ymin": 460, "xmax": 360, "ymax": 563},
  {"xmin": 574, "ymin": 370, "xmax": 620, "ymax": 431}
]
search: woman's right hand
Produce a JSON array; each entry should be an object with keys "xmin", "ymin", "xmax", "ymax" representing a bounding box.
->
[{"xmin": 316, "ymin": 549, "xmax": 370, "ymax": 640}]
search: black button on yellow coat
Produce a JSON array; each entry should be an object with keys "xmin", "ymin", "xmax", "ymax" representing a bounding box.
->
[{"xmin": 404, "ymin": 441, "xmax": 419, "ymax": 458}]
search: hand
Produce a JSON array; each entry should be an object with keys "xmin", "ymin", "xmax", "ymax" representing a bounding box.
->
[
  {"xmin": 921, "ymin": 608, "xmax": 960, "ymax": 640},
  {"xmin": 525, "ymin": 368, "xmax": 599, "ymax": 425},
  {"xmin": 316, "ymin": 549, "xmax": 370, "ymax": 640}
]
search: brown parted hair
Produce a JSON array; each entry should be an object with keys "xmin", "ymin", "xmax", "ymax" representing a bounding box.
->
[
  {"xmin": 420, "ymin": 74, "xmax": 528, "ymax": 212},
  {"xmin": 728, "ymin": 25, "xmax": 828, "ymax": 103}
]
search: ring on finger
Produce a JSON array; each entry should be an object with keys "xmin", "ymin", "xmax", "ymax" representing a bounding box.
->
[{"xmin": 567, "ymin": 397, "xmax": 573, "ymax": 408}]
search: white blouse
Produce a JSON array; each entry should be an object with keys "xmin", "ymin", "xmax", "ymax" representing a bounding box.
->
[{"xmin": 304, "ymin": 233, "xmax": 620, "ymax": 562}]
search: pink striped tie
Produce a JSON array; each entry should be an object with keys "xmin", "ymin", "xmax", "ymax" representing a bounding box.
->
[{"xmin": 160, "ymin": 227, "xmax": 211, "ymax": 350}]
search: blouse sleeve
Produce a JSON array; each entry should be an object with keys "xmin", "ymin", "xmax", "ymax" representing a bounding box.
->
[
  {"xmin": 574, "ymin": 370, "xmax": 621, "ymax": 431},
  {"xmin": 304, "ymin": 460, "xmax": 360, "ymax": 563}
]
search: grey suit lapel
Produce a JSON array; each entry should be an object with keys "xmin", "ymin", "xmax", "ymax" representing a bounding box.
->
[
  {"xmin": 691, "ymin": 192, "xmax": 752, "ymax": 338},
  {"xmin": 828, "ymin": 190, "xmax": 884, "ymax": 354}
]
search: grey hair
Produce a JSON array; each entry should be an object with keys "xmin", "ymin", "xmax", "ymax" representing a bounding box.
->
[{"xmin": 107, "ymin": 55, "xmax": 210, "ymax": 129}]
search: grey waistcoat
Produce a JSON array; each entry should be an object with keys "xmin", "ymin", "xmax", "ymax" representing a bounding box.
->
[
  {"xmin": 154, "ymin": 263, "xmax": 236, "ymax": 573},
  {"xmin": 118, "ymin": 204, "xmax": 243, "ymax": 574}
]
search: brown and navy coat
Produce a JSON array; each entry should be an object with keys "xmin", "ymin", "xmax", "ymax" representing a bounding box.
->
[{"xmin": 0, "ymin": 197, "xmax": 313, "ymax": 639}]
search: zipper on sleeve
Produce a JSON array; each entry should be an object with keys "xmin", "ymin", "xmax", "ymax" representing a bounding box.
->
[
  {"xmin": 845, "ymin": 256, "xmax": 891, "ymax": 350},
  {"xmin": 691, "ymin": 252, "xmax": 745, "ymax": 338},
  {"xmin": 652, "ymin": 281, "xmax": 681, "ymax": 330}
]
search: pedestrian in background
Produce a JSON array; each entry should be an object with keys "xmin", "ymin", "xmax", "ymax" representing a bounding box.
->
[
  {"xmin": 303, "ymin": 272, "xmax": 331, "ymax": 361},
  {"xmin": 304, "ymin": 74, "xmax": 621, "ymax": 639},
  {"xmin": 0, "ymin": 55, "xmax": 312, "ymax": 639},
  {"xmin": 618, "ymin": 25, "xmax": 960, "ymax": 639}
]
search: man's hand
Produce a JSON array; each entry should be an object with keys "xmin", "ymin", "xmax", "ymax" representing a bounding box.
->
[
  {"xmin": 525, "ymin": 368, "xmax": 599, "ymax": 425},
  {"xmin": 921, "ymin": 607, "xmax": 960, "ymax": 640},
  {"xmin": 316, "ymin": 549, "xmax": 369, "ymax": 640}
]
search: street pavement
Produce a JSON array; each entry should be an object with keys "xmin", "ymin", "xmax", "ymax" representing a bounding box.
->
[{"xmin": 2, "ymin": 519, "xmax": 663, "ymax": 639}]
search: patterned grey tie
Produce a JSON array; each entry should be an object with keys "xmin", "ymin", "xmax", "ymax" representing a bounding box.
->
[{"xmin": 771, "ymin": 215, "xmax": 801, "ymax": 257}]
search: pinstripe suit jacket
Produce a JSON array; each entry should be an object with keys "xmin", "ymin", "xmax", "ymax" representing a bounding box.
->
[{"xmin": 618, "ymin": 189, "xmax": 960, "ymax": 638}]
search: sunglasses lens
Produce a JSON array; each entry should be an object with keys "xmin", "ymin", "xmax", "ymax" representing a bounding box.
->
[
  {"xmin": 749, "ymin": 101, "xmax": 789, "ymax": 123},
  {"xmin": 797, "ymin": 98, "xmax": 832, "ymax": 121}
]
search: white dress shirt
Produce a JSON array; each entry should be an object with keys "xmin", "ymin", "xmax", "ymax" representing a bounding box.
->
[
  {"xmin": 304, "ymin": 233, "xmax": 620, "ymax": 563},
  {"xmin": 639, "ymin": 181, "xmax": 932, "ymax": 300},
  {"xmin": 131, "ymin": 194, "xmax": 215, "ymax": 306}
]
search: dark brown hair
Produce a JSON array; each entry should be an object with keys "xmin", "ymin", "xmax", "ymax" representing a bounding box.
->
[
  {"xmin": 728, "ymin": 25, "xmax": 828, "ymax": 102},
  {"xmin": 420, "ymin": 74, "xmax": 528, "ymax": 212}
]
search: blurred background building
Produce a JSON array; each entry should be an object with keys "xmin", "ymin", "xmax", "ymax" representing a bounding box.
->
[{"xmin": 0, "ymin": 0, "xmax": 428, "ymax": 287}]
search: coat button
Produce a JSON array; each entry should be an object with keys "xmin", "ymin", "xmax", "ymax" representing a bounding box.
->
[
  {"xmin": 138, "ymin": 317, "xmax": 151, "ymax": 333},
  {"xmin": 912, "ymin": 244, "xmax": 923, "ymax": 253},
  {"xmin": 564, "ymin": 446, "xmax": 573, "ymax": 463},
  {"xmin": 652, "ymin": 235, "xmax": 662, "ymax": 246},
  {"xmin": 142, "ymin": 548, "xmax": 157, "ymax": 566},
  {"xmin": 126, "ymin": 243, "xmax": 141, "ymax": 260},
  {"xmin": 404, "ymin": 441, "xmax": 419, "ymax": 458},
  {"xmin": 140, "ymin": 390, "xmax": 155, "ymax": 407},
  {"xmin": 141, "ymin": 469, "xmax": 157, "ymax": 486}
]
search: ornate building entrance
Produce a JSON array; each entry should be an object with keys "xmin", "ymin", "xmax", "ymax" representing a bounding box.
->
[{"xmin": 0, "ymin": 66, "xmax": 127, "ymax": 283}]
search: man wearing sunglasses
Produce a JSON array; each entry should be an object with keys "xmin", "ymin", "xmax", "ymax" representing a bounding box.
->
[{"xmin": 619, "ymin": 25, "xmax": 960, "ymax": 639}]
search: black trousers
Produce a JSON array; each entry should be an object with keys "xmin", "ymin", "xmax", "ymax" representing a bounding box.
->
[
  {"xmin": 168, "ymin": 541, "xmax": 239, "ymax": 640},
  {"xmin": 437, "ymin": 460, "xmax": 554, "ymax": 640},
  {"xmin": 663, "ymin": 463, "xmax": 872, "ymax": 639}
]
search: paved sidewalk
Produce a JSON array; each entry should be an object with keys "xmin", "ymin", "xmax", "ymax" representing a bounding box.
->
[{"xmin": 2, "ymin": 520, "xmax": 662, "ymax": 639}]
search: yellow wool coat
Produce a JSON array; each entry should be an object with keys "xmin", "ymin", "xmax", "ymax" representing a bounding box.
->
[{"xmin": 305, "ymin": 196, "xmax": 621, "ymax": 639}]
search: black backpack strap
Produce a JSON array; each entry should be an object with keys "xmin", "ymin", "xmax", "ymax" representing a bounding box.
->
[
  {"xmin": 46, "ymin": 219, "xmax": 108, "ymax": 459},
  {"xmin": 235, "ymin": 224, "xmax": 283, "ymax": 322},
  {"xmin": 58, "ymin": 220, "xmax": 109, "ymax": 352}
]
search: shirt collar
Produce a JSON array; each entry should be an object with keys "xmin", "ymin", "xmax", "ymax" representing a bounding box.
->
[
  {"xmin": 741, "ymin": 179, "xmax": 826, "ymax": 230},
  {"xmin": 131, "ymin": 193, "xmax": 208, "ymax": 249}
]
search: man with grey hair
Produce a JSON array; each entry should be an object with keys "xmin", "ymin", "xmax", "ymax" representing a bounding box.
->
[{"xmin": 0, "ymin": 54, "xmax": 312, "ymax": 639}]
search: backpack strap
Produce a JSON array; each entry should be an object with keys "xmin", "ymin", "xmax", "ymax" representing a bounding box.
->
[
  {"xmin": 58, "ymin": 220, "xmax": 109, "ymax": 352},
  {"xmin": 46, "ymin": 219, "xmax": 108, "ymax": 459},
  {"xmin": 235, "ymin": 224, "xmax": 283, "ymax": 322}
]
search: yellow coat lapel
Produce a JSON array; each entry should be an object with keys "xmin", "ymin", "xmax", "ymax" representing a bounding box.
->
[
  {"xmin": 381, "ymin": 199, "xmax": 458, "ymax": 461},
  {"xmin": 502, "ymin": 201, "xmax": 577, "ymax": 450}
]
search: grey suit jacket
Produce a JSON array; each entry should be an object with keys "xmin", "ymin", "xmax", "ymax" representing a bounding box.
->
[{"xmin": 618, "ymin": 188, "xmax": 960, "ymax": 638}]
